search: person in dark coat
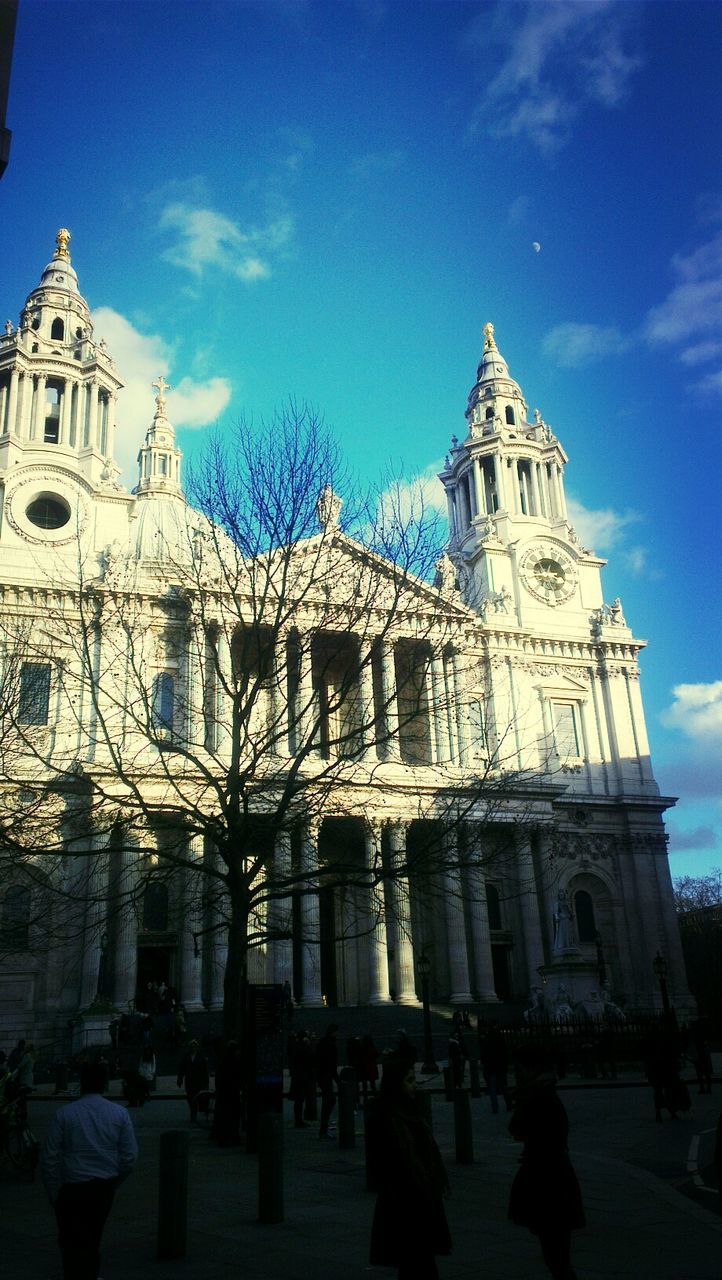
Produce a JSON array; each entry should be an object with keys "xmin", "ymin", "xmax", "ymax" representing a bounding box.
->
[
  {"xmin": 395, "ymin": 1029, "xmax": 417, "ymax": 1070},
  {"xmin": 211, "ymin": 1041, "xmax": 243, "ymax": 1146},
  {"xmin": 176, "ymin": 1040, "xmax": 209, "ymax": 1123},
  {"xmin": 508, "ymin": 1048, "xmax": 585, "ymax": 1280},
  {"xmin": 316, "ymin": 1024, "xmax": 339, "ymax": 1138},
  {"xmin": 288, "ymin": 1030, "xmax": 315, "ymax": 1128},
  {"xmin": 359, "ymin": 1034, "xmax": 380, "ymax": 1098},
  {"xmin": 369, "ymin": 1054, "xmax": 451, "ymax": 1280},
  {"xmin": 478, "ymin": 1024, "xmax": 509, "ymax": 1114}
]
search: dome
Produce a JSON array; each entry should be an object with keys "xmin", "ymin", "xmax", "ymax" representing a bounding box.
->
[{"xmin": 129, "ymin": 493, "xmax": 195, "ymax": 564}]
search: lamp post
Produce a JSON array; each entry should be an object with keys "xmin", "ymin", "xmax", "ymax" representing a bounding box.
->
[
  {"xmin": 652, "ymin": 951, "xmax": 671, "ymax": 1017},
  {"xmin": 418, "ymin": 952, "xmax": 438, "ymax": 1075}
]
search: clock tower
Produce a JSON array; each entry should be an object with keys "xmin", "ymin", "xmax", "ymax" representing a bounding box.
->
[{"xmin": 439, "ymin": 321, "xmax": 606, "ymax": 629}]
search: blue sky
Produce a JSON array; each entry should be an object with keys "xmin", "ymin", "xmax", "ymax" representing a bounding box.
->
[{"xmin": 3, "ymin": 0, "xmax": 721, "ymax": 881}]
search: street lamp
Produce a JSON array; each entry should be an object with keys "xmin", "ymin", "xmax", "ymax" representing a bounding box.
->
[
  {"xmin": 652, "ymin": 951, "xmax": 671, "ymax": 1017},
  {"xmin": 418, "ymin": 952, "xmax": 438, "ymax": 1075}
]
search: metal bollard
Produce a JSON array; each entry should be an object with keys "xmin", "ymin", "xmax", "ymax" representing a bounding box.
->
[
  {"xmin": 258, "ymin": 1111, "xmax": 284, "ymax": 1224},
  {"xmin": 453, "ymin": 1089, "xmax": 474, "ymax": 1164},
  {"xmin": 469, "ymin": 1058, "xmax": 481, "ymax": 1098},
  {"xmin": 443, "ymin": 1066, "xmax": 454, "ymax": 1101},
  {"xmin": 416, "ymin": 1087, "xmax": 433, "ymax": 1132},
  {"xmin": 157, "ymin": 1130, "xmax": 189, "ymax": 1259},
  {"xmin": 338, "ymin": 1072, "xmax": 356, "ymax": 1149}
]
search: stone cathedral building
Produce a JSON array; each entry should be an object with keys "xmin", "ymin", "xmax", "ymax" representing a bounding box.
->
[{"xmin": 0, "ymin": 232, "xmax": 690, "ymax": 1043}]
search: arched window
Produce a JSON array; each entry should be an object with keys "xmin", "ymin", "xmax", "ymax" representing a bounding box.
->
[
  {"xmin": 505, "ymin": 406, "xmax": 515, "ymax": 425},
  {"xmin": 142, "ymin": 881, "xmax": 168, "ymax": 932},
  {"xmin": 2, "ymin": 885, "xmax": 31, "ymax": 950},
  {"xmin": 485, "ymin": 406, "xmax": 494, "ymax": 419},
  {"xmin": 152, "ymin": 672, "xmax": 175, "ymax": 737},
  {"xmin": 486, "ymin": 883, "xmax": 502, "ymax": 931},
  {"xmin": 574, "ymin": 889, "xmax": 597, "ymax": 943},
  {"xmin": 51, "ymin": 318, "xmax": 65, "ymax": 341}
]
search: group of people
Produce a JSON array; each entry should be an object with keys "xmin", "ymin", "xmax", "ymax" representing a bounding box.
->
[{"xmin": 0, "ymin": 1038, "xmax": 36, "ymax": 1112}]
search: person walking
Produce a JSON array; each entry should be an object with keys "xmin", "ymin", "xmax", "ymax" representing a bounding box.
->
[
  {"xmin": 289, "ymin": 1030, "xmax": 315, "ymax": 1128},
  {"xmin": 136, "ymin": 1046, "xmax": 156, "ymax": 1106},
  {"xmin": 176, "ymin": 1040, "xmax": 209, "ymax": 1123},
  {"xmin": 210, "ymin": 1041, "xmax": 243, "ymax": 1146},
  {"xmin": 478, "ymin": 1024, "xmax": 509, "ymax": 1114},
  {"xmin": 507, "ymin": 1047, "xmax": 585, "ymax": 1280},
  {"xmin": 316, "ymin": 1023, "xmax": 339, "ymax": 1138},
  {"xmin": 40, "ymin": 1061, "xmax": 138, "ymax": 1280},
  {"xmin": 368, "ymin": 1054, "xmax": 451, "ymax": 1280}
]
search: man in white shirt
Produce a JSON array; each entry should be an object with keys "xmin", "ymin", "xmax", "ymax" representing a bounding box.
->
[{"xmin": 41, "ymin": 1060, "xmax": 138, "ymax": 1280}]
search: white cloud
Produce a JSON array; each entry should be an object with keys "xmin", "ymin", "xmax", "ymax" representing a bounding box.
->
[
  {"xmin": 159, "ymin": 202, "xmax": 293, "ymax": 282},
  {"xmin": 469, "ymin": 1, "xmax": 642, "ymax": 153},
  {"xmin": 542, "ymin": 322, "xmax": 630, "ymax": 368},
  {"xmin": 660, "ymin": 681, "xmax": 722, "ymax": 744},
  {"xmin": 666, "ymin": 824, "xmax": 718, "ymax": 852},
  {"xmin": 643, "ymin": 230, "xmax": 722, "ymax": 393},
  {"xmin": 565, "ymin": 495, "xmax": 641, "ymax": 556},
  {"xmin": 91, "ymin": 306, "xmax": 232, "ymax": 484}
]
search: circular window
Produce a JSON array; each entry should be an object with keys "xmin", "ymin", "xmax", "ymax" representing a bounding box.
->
[{"xmin": 25, "ymin": 495, "xmax": 70, "ymax": 530}]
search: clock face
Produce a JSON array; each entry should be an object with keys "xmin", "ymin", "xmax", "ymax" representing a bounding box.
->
[{"xmin": 520, "ymin": 543, "xmax": 577, "ymax": 605}]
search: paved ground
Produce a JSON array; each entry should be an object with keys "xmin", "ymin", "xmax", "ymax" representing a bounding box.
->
[{"xmin": 4, "ymin": 1073, "xmax": 721, "ymax": 1280}]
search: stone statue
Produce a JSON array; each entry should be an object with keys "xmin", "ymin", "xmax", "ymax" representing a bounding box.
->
[
  {"xmin": 523, "ymin": 986, "xmax": 546, "ymax": 1023},
  {"xmin": 316, "ymin": 484, "xmax": 343, "ymax": 530},
  {"xmin": 434, "ymin": 552, "xmax": 457, "ymax": 595},
  {"xmin": 4, "ymin": 319, "xmax": 12, "ymax": 335},
  {"xmin": 609, "ymin": 597, "xmax": 626, "ymax": 625},
  {"xmin": 552, "ymin": 889, "xmax": 576, "ymax": 953},
  {"xmin": 554, "ymin": 982, "xmax": 575, "ymax": 1022}
]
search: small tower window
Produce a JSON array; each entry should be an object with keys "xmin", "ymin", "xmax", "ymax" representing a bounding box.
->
[
  {"xmin": 485, "ymin": 407, "xmax": 494, "ymax": 420},
  {"xmin": 51, "ymin": 318, "xmax": 65, "ymax": 341},
  {"xmin": 505, "ymin": 406, "xmax": 515, "ymax": 425}
]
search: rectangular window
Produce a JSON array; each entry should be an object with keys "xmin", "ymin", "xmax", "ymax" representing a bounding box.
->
[
  {"xmin": 152, "ymin": 671, "xmax": 175, "ymax": 738},
  {"xmin": 18, "ymin": 662, "xmax": 51, "ymax": 725},
  {"xmin": 552, "ymin": 701, "xmax": 581, "ymax": 759}
]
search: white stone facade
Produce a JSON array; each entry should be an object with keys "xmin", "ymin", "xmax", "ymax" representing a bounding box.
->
[{"xmin": 0, "ymin": 238, "xmax": 691, "ymax": 1043}]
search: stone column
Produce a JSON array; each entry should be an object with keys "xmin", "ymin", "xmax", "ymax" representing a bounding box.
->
[
  {"xmin": 299, "ymin": 821, "xmax": 323, "ymax": 1006},
  {"xmin": 464, "ymin": 828, "xmax": 498, "ymax": 1002},
  {"xmin": 516, "ymin": 832, "xmax": 546, "ymax": 986},
  {"xmin": 430, "ymin": 652, "xmax": 451, "ymax": 764},
  {"xmin": 472, "ymin": 458, "xmax": 485, "ymax": 516},
  {"xmin": 446, "ymin": 490, "xmax": 457, "ymax": 541},
  {"xmin": 270, "ymin": 830, "xmax": 293, "ymax": 986},
  {"xmin": 296, "ymin": 631, "xmax": 315, "ymax": 752},
  {"xmin": 105, "ymin": 392, "xmax": 117, "ymax": 459},
  {"xmin": 179, "ymin": 836, "xmax": 204, "ymax": 1010},
  {"xmin": 555, "ymin": 464, "xmax": 568, "ymax": 519},
  {"xmin": 15, "ymin": 372, "xmax": 30, "ymax": 439},
  {"xmin": 386, "ymin": 821, "xmax": 417, "ymax": 1004},
  {"xmin": 451, "ymin": 649, "xmax": 471, "ymax": 766},
  {"xmin": 215, "ymin": 630, "xmax": 233, "ymax": 759},
  {"xmin": 358, "ymin": 637, "xmax": 377, "ymax": 760},
  {"xmin": 364, "ymin": 823, "xmax": 391, "ymax": 1005},
  {"xmin": 87, "ymin": 381, "xmax": 99, "ymax": 448},
  {"xmin": 59, "ymin": 378, "xmax": 72, "ymax": 444},
  {"xmin": 185, "ymin": 616, "xmax": 205, "ymax": 748},
  {"xmin": 444, "ymin": 829, "xmax": 473, "ymax": 1003},
  {"xmin": 269, "ymin": 631, "xmax": 289, "ymax": 757},
  {"xmin": 6, "ymin": 368, "xmax": 19, "ymax": 435},
  {"xmin": 493, "ymin": 452, "xmax": 506, "ymax": 510},
  {"xmin": 380, "ymin": 639, "xmax": 400, "ymax": 761},
  {"xmin": 110, "ymin": 840, "xmax": 139, "ymax": 1009},
  {"xmin": 529, "ymin": 459, "xmax": 542, "ymax": 517},
  {"xmin": 79, "ymin": 831, "xmax": 110, "ymax": 1008}
]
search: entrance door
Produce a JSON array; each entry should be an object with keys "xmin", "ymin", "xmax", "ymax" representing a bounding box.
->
[
  {"xmin": 135, "ymin": 944, "xmax": 176, "ymax": 1008},
  {"xmin": 491, "ymin": 945, "xmax": 511, "ymax": 1001}
]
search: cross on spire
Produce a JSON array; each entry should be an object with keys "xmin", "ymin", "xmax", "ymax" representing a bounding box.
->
[{"xmin": 153, "ymin": 375, "xmax": 171, "ymax": 410}]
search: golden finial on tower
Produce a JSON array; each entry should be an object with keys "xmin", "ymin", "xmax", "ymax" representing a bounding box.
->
[
  {"xmin": 483, "ymin": 321, "xmax": 496, "ymax": 351},
  {"xmin": 55, "ymin": 228, "xmax": 71, "ymax": 259}
]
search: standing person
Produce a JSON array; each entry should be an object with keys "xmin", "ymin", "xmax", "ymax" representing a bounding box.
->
[
  {"xmin": 7, "ymin": 1038, "xmax": 26, "ymax": 1073},
  {"xmin": 40, "ymin": 1061, "xmax": 138, "ymax": 1280},
  {"xmin": 136, "ymin": 1046, "xmax": 156, "ymax": 1106},
  {"xmin": 316, "ymin": 1023, "xmax": 339, "ymax": 1138},
  {"xmin": 210, "ymin": 1041, "xmax": 243, "ymax": 1146},
  {"xmin": 288, "ymin": 1030, "xmax": 315, "ymax": 1129},
  {"xmin": 359, "ymin": 1034, "xmax": 380, "ymax": 1098},
  {"xmin": 176, "ymin": 1040, "xmax": 209, "ymax": 1123},
  {"xmin": 368, "ymin": 1055, "xmax": 451, "ymax": 1280},
  {"xmin": 395, "ymin": 1029, "xmax": 417, "ymax": 1070},
  {"xmin": 507, "ymin": 1048, "xmax": 585, "ymax": 1280},
  {"xmin": 447, "ymin": 1031, "xmax": 467, "ymax": 1089},
  {"xmin": 478, "ymin": 1024, "xmax": 509, "ymax": 1114}
]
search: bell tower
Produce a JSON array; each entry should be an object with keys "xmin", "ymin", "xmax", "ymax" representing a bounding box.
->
[
  {"xmin": 439, "ymin": 323, "xmax": 606, "ymax": 629},
  {"xmin": 0, "ymin": 228, "xmax": 123, "ymax": 487}
]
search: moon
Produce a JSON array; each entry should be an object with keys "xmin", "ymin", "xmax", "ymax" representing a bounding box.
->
[{"xmin": 532, "ymin": 241, "xmax": 541, "ymax": 253}]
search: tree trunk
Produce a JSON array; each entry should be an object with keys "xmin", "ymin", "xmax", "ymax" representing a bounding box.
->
[{"xmin": 223, "ymin": 893, "xmax": 249, "ymax": 1044}]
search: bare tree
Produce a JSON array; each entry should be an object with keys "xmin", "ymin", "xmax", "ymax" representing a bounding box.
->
[{"xmin": 0, "ymin": 403, "xmax": 555, "ymax": 1040}]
